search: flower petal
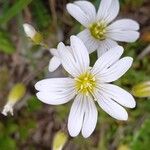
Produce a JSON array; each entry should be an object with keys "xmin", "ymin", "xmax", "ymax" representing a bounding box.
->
[
  {"xmin": 99, "ymin": 84, "xmax": 136, "ymax": 108},
  {"xmin": 82, "ymin": 96, "xmax": 97, "ymax": 138},
  {"xmin": 107, "ymin": 19, "xmax": 140, "ymax": 31},
  {"xmin": 108, "ymin": 30, "xmax": 140, "ymax": 42},
  {"xmin": 35, "ymin": 78, "xmax": 74, "ymax": 92},
  {"xmin": 95, "ymin": 90, "xmax": 128, "ymax": 120},
  {"xmin": 58, "ymin": 42, "xmax": 81, "ymax": 77},
  {"xmin": 36, "ymin": 90, "xmax": 75, "ymax": 105},
  {"xmin": 70, "ymin": 35, "xmax": 90, "ymax": 74},
  {"xmin": 35, "ymin": 78, "xmax": 76, "ymax": 105},
  {"xmin": 68, "ymin": 94, "xmax": 86, "ymax": 137},
  {"xmin": 97, "ymin": 39, "xmax": 119, "ymax": 57},
  {"xmin": 97, "ymin": 0, "xmax": 119, "ymax": 24},
  {"xmin": 77, "ymin": 29, "xmax": 99, "ymax": 53},
  {"xmin": 48, "ymin": 56, "xmax": 61, "ymax": 72},
  {"xmin": 91, "ymin": 46, "xmax": 124, "ymax": 76},
  {"xmin": 67, "ymin": 1, "xmax": 95, "ymax": 27},
  {"xmin": 97, "ymin": 57, "xmax": 133, "ymax": 82},
  {"xmin": 74, "ymin": 1, "xmax": 96, "ymax": 23},
  {"xmin": 49, "ymin": 48, "xmax": 58, "ymax": 57}
]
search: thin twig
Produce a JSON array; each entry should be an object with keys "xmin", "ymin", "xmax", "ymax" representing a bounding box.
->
[
  {"xmin": 49, "ymin": 0, "xmax": 57, "ymax": 28},
  {"xmin": 138, "ymin": 44, "xmax": 150, "ymax": 60}
]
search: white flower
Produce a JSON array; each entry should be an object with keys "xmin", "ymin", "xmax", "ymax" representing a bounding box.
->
[
  {"xmin": 35, "ymin": 36, "xmax": 136, "ymax": 138},
  {"xmin": 66, "ymin": 0, "xmax": 140, "ymax": 57}
]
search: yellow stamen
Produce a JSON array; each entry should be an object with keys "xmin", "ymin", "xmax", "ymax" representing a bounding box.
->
[
  {"xmin": 75, "ymin": 72, "xmax": 96, "ymax": 95},
  {"xmin": 89, "ymin": 22, "xmax": 107, "ymax": 40}
]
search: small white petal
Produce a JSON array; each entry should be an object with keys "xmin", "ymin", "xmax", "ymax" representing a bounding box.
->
[
  {"xmin": 36, "ymin": 89, "xmax": 75, "ymax": 105},
  {"xmin": 91, "ymin": 46, "xmax": 124, "ymax": 76},
  {"xmin": 107, "ymin": 19, "xmax": 140, "ymax": 31},
  {"xmin": 49, "ymin": 48, "xmax": 59, "ymax": 57},
  {"xmin": 97, "ymin": 57, "xmax": 133, "ymax": 82},
  {"xmin": 35, "ymin": 78, "xmax": 74, "ymax": 92},
  {"xmin": 74, "ymin": 1, "xmax": 96, "ymax": 23},
  {"xmin": 82, "ymin": 96, "xmax": 97, "ymax": 138},
  {"xmin": 99, "ymin": 84, "xmax": 136, "ymax": 108},
  {"xmin": 23, "ymin": 23, "xmax": 36, "ymax": 38},
  {"xmin": 58, "ymin": 42, "xmax": 81, "ymax": 77},
  {"xmin": 67, "ymin": 3, "xmax": 93, "ymax": 27},
  {"xmin": 97, "ymin": 39, "xmax": 119, "ymax": 57},
  {"xmin": 70, "ymin": 35, "xmax": 89, "ymax": 74},
  {"xmin": 68, "ymin": 94, "xmax": 86, "ymax": 137},
  {"xmin": 95, "ymin": 90, "xmax": 128, "ymax": 120},
  {"xmin": 77, "ymin": 29, "xmax": 99, "ymax": 53},
  {"xmin": 35, "ymin": 78, "xmax": 76, "ymax": 105},
  {"xmin": 48, "ymin": 56, "xmax": 61, "ymax": 72},
  {"xmin": 97, "ymin": 0, "xmax": 119, "ymax": 24},
  {"xmin": 108, "ymin": 30, "xmax": 140, "ymax": 42}
]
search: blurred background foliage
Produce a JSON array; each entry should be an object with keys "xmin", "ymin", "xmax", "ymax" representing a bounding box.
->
[{"xmin": 0, "ymin": 0, "xmax": 150, "ymax": 149}]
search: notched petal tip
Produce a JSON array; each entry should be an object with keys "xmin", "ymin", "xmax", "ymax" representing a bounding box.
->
[
  {"xmin": 130, "ymin": 99, "xmax": 136, "ymax": 108},
  {"xmin": 122, "ymin": 113, "xmax": 128, "ymax": 121},
  {"xmin": 66, "ymin": 3, "xmax": 74, "ymax": 13},
  {"xmin": 68, "ymin": 130, "xmax": 79, "ymax": 137},
  {"xmin": 124, "ymin": 57, "xmax": 133, "ymax": 65},
  {"xmin": 116, "ymin": 110, "xmax": 128, "ymax": 121},
  {"xmin": 70, "ymin": 35, "xmax": 77, "ymax": 39},
  {"xmin": 113, "ymin": 45, "xmax": 124, "ymax": 54},
  {"xmin": 34, "ymin": 82, "xmax": 41, "ymax": 91}
]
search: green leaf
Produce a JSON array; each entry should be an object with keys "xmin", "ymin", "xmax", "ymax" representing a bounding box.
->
[
  {"xmin": 27, "ymin": 96, "xmax": 42, "ymax": 112},
  {"xmin": 0, "ymin": 0, "xmax": 32, "ymax": 24},
  {"xmin": 0, "ymin": 29, "xmax": 15, "ymax": 54},
  {"xmin": 0, "ymin": 136, "xmax": 16, "ymax": 150},
  {"xmin": 31, "ymin": 0, "xmax": 51, "ymax": 30},
  {"xmin": 131, "ymin": 119, "xmax": 150, "ymax": 150}
]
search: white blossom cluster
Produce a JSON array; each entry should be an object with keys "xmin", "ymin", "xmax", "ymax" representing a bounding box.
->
[{"xmin": 24, "ymin": 0, "xmax": 140, "ymax": 138}]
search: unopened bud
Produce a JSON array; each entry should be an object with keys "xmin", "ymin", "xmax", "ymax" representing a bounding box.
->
[
  {"xmin": 52, "ymin": 131, "xmax": 68, "ymax": 150},
  {"xmin": 2, "ymin": 83, "xmax": 26, "ymax": 116},
  {"xmin": 132, "ymin": 81, "xmax": 150, "ymax": 97},
  {"xmin": 117, "ymin": 145, "xmax": 129, "ymax": 150},
  {"xmin": 23, "ymin": 23, "xmax": 43, "ymax": 45}
]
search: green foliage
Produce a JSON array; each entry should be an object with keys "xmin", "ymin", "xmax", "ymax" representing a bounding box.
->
[
  {"xmin": 131, "ymin": 119, "xmax": 150, "ymax": 150},
  {"xmin": 0, "ymin": 136, "xmax": 16, "ymax": 150},
  {"xmin": 27, "ymin": 96, "xmax": 43, "ymax": 112},
  {"xmin": 31, "ymin": 0, "xmax": 51, "ymax": 30},
  {"xmin": 0, "ymin": 66, "xmax": 9, "ymax": 90},
  {"xmin": 0, "ymin": 122, "xmax": 17, "ymax": 150},
  {"xmin": 0, "ymin": 0, "xmax": 32, "ymax": 24},
  {"xmin": 0, "ymin": 29, "xmax": 15, "ymax": 54},
  {"xmin": 121, "ymin": 0, "xmax": 144, "ymax": 7}
]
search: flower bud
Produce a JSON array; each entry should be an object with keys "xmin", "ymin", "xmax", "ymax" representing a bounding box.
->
[
  {"xmin": 23, "ymin": 23, "xmax": 43, "ymax": 45},
  {"xmin": 2, "ymin": 83, "xmax": 26, "ymax": 116},
  {"xmin": 117, "ymin": 145, "xmax": 129, "ymax": 150},
  {"xmin": 52, "ymin": 131, "xmax": 68, "ymax": 150},
  {"xmin": 132, "ymin": 81, "xmax": 150, "ymax": 97}
]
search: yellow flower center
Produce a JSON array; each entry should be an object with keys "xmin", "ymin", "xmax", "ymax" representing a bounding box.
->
[
  {"xmin": 89, "ymin": 22, "xmax": 107, "ymax": 40},
  {"xmin": 75, "ymin": 72, "xmax": 96, "ymax": 95}
]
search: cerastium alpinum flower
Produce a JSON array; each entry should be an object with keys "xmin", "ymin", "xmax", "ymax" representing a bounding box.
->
[
  {"xmin": 67, "ymin": 0, "xmax": 140, "ymax": 56},
  {"xmin": 35, "ymin": 36, "xmax": 136, "ymax": 138}
]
